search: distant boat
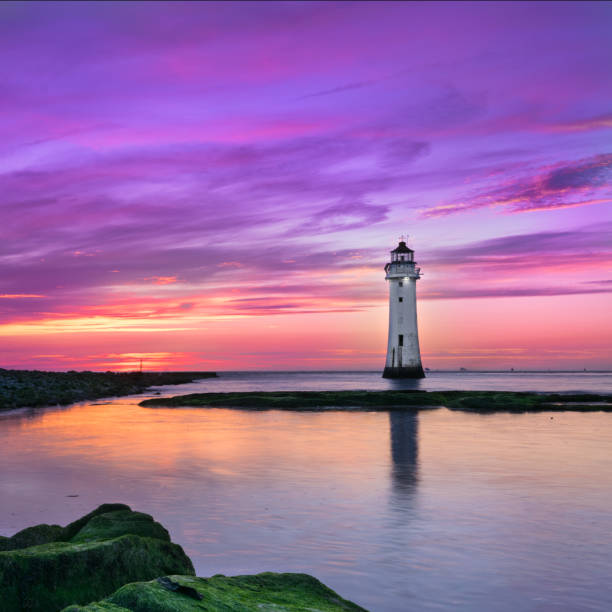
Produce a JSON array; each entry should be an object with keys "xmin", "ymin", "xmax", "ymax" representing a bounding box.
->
[{"xmin": 460, "ymin": 367, "xmax": 467, "ymax": 371}]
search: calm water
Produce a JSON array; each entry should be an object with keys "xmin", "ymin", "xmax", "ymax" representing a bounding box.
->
[{"xmin": 1, "ymin": 371, "xmax": 611, "ymax": 611}]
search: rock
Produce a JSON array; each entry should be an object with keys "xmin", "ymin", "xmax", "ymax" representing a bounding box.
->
[
  {"xmin": 156, "ymin": 576, "xmax": 203, "ymax": 600},
  {"xmin": 0, "ymin": 504, "xmax": 194, "ymax": 612},
  {"xmin": 0, "ymin": 523, "xmax": 65, "ymax": 551},
  {"xmin": 70, "ymin": 510, "xmax": 171, "ymax": 543},
  {"xmin": 61, "ymin": 572, "xmax": 367, "ymax": 611},
  {"xmin": 62, "ymin": 504, "xmax": 132, "ymax": 541}
]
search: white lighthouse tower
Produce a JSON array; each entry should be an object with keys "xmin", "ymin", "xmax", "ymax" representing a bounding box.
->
[{"xmin": 383, "ymin": 239, "xmax": 425, "ymax": 378}]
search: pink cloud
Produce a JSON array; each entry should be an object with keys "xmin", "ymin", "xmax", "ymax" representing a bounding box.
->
[
  {"xmin": 145, "ymin": 276, "xmax": 179, "ymax": 285},
  {"xmin": 422, "ymin": 154, "xmax": 612, "ymax": 217}
]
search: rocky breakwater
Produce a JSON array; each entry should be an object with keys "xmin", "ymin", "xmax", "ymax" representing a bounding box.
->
[
  {"xmin": 0, "ymin": 504, "xmax": 365, "ymax": 612},
  {"xmin": 0, "ymin": 370, "xmax": 218, "ymax": 411}
]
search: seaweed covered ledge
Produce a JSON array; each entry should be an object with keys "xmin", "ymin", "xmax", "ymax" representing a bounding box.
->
[{"xmin": 139, "ymin": 389, "xmax": 612, "ymax": 413}]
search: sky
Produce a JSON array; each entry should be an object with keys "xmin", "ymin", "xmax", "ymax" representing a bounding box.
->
[{"xmin": 1, "ymin": 1, "xmax": 611, "ymax": 371}]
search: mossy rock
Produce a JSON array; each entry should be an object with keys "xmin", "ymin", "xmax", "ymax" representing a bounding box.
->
[
  {"xmin": 0, "ymin": 505, "xmax": 194, "ymax": 612},
  {"xmin": 61, "ymin": 572, "xmax": 367, "ymax": 611},
  {"xmin": 70, "ymin": 511, "xmax": 170, "ymax": 543},
  {"xmin": 62, "ymin": 504, "xmax": 132, "ymax": 542},
  {"xmin": 0, "ymin": 523, "xmax": 65, "ymax": 551}
]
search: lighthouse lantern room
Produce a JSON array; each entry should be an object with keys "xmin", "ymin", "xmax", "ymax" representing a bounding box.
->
[{"xmin": 382, "ymin": 239, "xmax": 425, "ymax": 378}]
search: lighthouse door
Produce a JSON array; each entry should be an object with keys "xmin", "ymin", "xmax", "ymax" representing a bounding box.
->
[{"xmin": 398, "ymin": 335, "xmax": 403, "ymax": 366}]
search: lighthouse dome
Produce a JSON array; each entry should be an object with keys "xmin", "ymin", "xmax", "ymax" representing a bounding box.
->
[
  {"xmin": 391, "ymin": 241, "xmax": 413, "ymax": 254},
  {"xmin": 388, "ymin": 240, "xmax": 415, "ymax": 265}
]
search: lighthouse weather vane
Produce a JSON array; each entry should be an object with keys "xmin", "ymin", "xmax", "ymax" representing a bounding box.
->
[{"xmin": 382, "ymin": 237, "xmax": 424, "ymax": 379}]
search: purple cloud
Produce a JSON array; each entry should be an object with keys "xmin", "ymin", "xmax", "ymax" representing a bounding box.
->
[
  {"xmin": 425, "ymin": 224, "xmax": 612, "ymax": 263},
  {"xmin": 422, "ymin": 154, "xmax": 612, "ymax": 217}
]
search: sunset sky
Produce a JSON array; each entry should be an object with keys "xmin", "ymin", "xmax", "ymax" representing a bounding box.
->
[{"xmin": 1, "ymin": 1, "xmax": 610, "ymax": 371}]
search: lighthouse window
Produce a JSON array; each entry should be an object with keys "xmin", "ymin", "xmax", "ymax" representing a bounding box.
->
[
  {"xmin": 398, "ymin": 297, "xmax": 403, "ymax": 302},
  {"xmin": 398, "ymin": 281, "xmax": 403, "ymax": 287},
  {"xmin": 398, "ymin": 334, "xmax": 404, "ymax": 346}
]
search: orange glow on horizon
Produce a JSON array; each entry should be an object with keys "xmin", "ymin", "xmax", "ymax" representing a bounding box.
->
[{"xmin": 1, "ymin": 290, "xmax": 610, "ymax": 371}]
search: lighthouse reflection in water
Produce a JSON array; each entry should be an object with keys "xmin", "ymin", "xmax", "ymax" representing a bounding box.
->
[{"xmin": 389, "ymin": 411, "xmax": 419, "ymax": 498}]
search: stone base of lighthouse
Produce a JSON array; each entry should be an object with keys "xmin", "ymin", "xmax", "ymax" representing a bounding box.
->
[{"xmin": 382, "ymin": 365, "xmax": 425, "ymax": 379}]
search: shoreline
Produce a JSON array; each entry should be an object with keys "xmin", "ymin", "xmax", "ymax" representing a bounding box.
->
[
  {"xmin": 0, "ymin": 370, "xmax": 217, "ymax": 411},
  {"xmin": 139, "ymin": 389, "xmax": 612, "ymax": 413}
]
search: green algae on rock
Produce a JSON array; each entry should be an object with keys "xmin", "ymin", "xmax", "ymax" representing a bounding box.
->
[
  {"xmin": 0, "ymin": 504, "xmax": 131, "ymax": 553},
  {"xmin": 70, "ymin": 510, "xmax": 171, "ymax": 544},
  {"xmin": 61, "ymin": 572, "xmax": 367, "ymax": 612},
  {"xmin": 139, "ymin": 389, "xmax": 612, "ymax": 413},
  {"xmin": 0, "ymin": 523, "xmax": 65, "ymax": 551},
  {"xmin": 62, "ymin": 504, "xmax": 134, "ymax": 542},
  {"xmin": 0, "ymin": 505, "xmax": 194, "ymax": 612}
]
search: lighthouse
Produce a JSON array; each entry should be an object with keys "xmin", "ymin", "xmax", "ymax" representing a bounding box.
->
[{"xmin": 382, "ymin": 239, "xmax": 425, "ymax": 379}]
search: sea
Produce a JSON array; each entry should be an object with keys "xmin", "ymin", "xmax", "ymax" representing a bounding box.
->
[{"xmin": 1, "ymin": 371, "xmax": 611, "ymax": 611}]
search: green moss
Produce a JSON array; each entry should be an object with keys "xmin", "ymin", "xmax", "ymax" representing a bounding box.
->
[
  {"xmin": 71, "ymin": 511, "xmax": 170, "ymax": 543},
  {"xmin": 63, "ymin": 605, "xmax": 130, "ymax": 612},
  {"xmin": 61, "ymin": 573, "xmax": 367, "ymax": 612},
  {"xmin": 141, "ymin": 390, "xmax": 440, "ymax": 410},
  {"xmin": 139, "ymin": 389, "xmax": 612, "ymax": 413},
  {"xmin": 62, "ymin": 504, "xmax": 131, "ymax": 542},
  {"xmin": 0, "ymin": 523, "xmax": 65, "ymax": 551},
  {"xmin": 454, "ymin": 393, "xmax": 540, "ymax": 411},
  {"xmin": 0, "ymin": 505, "xmax": 194, "ymax": 612}
]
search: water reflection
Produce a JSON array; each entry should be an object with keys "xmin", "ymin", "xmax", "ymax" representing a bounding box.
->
[
  {"xmin": 0, "ymin": 404, "xmax": 73, "ymax": 426},
  {"xmin": 381, "ymin": 378, "xmax": 422, "ymax": 509},
  {"xmin": 385, "ymin": 377, "xmax": 425, "ymax": 391},
  {"xmin": 389, "ymin": 411, "xmax": 419, "ymax": 495}
]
